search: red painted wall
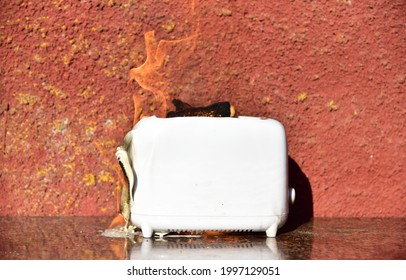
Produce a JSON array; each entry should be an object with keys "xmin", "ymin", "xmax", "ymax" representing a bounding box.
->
[{"xmin": 0, "ymin": 0, "xmax": 405, "ymax": 217}]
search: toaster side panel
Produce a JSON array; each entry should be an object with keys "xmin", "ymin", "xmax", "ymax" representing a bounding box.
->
[{"xmin": 129, "ymin": 117, "xmax": 288, "ymax": 223}]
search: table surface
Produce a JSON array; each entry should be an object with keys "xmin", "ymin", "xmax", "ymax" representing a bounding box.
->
[{"xmin": 0, "ymin": 217, "xmax": 404, "ymax": 260}]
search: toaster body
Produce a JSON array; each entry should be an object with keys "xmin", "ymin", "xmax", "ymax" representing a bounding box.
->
[{"xmin": 116, "ymin": 116, "xmax": 293, "ymax": 238}]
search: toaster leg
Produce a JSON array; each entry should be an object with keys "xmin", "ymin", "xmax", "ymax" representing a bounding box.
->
[
  {"xmin": 266, "ymin": 223, "xmax": 278, "ymax": 238},
  {"xmin": 141, "ymin": 224, "xmax": 153, "ymax": 238}
]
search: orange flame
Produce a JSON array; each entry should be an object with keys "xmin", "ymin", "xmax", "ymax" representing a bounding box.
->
[
  {"xmin": 108, "ymin": 1, "xmax": 199, "ymax": 229},
  {"xmin": 128, "ymin": 0, "xmax": 199, "ymax": 124}
]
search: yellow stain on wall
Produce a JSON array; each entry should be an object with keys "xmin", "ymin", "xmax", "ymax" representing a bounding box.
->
[
  {"xmin": 15, "ymin": 93, "xmax": 39, "ymax": 105},
  {"xmin": 120, "ymin": 0, "xmax": 133, "ymax": 9},
  {"xmin": 44, "ymin": 84, "xmax": 67, "ymax": 98},
  {"xmin": 83, "ymin": 173, "xmax": 96, "ymax": 186},
  {"xmin": 80, "ymin": 86, "xmax": 95, "ymax": 99},
  {"xmin": 74, "ymin": 145, "xmax": 83, "ymax": 156},
  {"xmin": 62, "ymin": 163, "xmax": 74, "ymax": 176},
  {"xmin": 62, "ymin": 54, "xmax": 72, "ymax": 65},
  {"xmin": 162, "ymin": 19, "xmax": 176, "ymax": 33},
  {"xmin": 33, "ymin": 54, "xmax": 44, "ymax": 64},
  {"xmin": 52, "ymin": 118, "xmax": 69, "ymax": 133},
  {"xmin": 327, "ymin": 100, "xmax": 339, "ymax": 111},
  {"xmin": 37, "ymin": 163, "xmax": 56, "ymax": 178},
  {"xmin": 23, "ymin": 184, "xmax": 33, "ymax": 195},
  {"xmin": 98, "ymin": 171, "xmax": 115, "ymax": 183},
  {"xmin": 297, "ymin": 92, "xmax": 308, "ymax": 103},
  {"xmin": 116, "ymin": 34, "xmax": 127, "ymax": 46},
  {"xmin": 84, "ymin": 121, "xmax": 97, "ymax": 141},
  {"xmin": 65, "ymin": 197, "xmax": 75, "ymax": 208},
  {"xmin": 39, "ymin": 27, "xmax": 47, "ymax": 38}
]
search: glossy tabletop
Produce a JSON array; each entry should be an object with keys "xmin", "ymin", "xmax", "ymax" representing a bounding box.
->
[{"xmin": 0, "ymin": 217, "xmax": 404, "ymax": 260}]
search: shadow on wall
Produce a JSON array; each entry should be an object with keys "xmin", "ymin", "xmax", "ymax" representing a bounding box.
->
[{"xmin": 279, "ymin": 156, "xmax": 313, "ymax": 234}]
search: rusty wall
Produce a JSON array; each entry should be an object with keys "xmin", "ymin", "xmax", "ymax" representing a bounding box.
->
[{"xmin": 0, "ymin": 0, "xmax": 405, "ymax": 217}]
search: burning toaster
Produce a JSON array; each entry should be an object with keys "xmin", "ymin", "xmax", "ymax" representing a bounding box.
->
[{"xmin": 116, "ymin": 116, "xmax": 295, "ymax": 238}]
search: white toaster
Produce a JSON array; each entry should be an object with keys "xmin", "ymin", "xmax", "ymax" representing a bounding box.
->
[{"xmin": 116, "ymin": 116, "xmax": 295, "ymax": 238}]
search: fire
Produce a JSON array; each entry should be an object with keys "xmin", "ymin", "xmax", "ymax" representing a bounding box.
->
[
  {"xmin": 107, "ymin": 0, "xmax": 200, "ymax": 230},
  {"xmin": 128, "ymin": 0, "xmax": 199, "ymax": 124},
  {"xmin": 128, "ymin": 30, "xmax": 198, "ymax": 124}
]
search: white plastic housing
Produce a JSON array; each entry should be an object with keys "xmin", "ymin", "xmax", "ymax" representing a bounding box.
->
[{"xmin": 117, "ymin": 116, "xmax": 291, "ymax": 238}]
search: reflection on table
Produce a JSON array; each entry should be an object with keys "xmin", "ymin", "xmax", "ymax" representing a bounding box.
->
[{"xmin": 129, "ymin": 233, "xmax": 284, "ymax": 260}]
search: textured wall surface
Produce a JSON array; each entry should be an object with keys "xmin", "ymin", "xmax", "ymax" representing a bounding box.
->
[{"xmin": 0, "ymin": 0, "xmax": 405, "ymax": 217}]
